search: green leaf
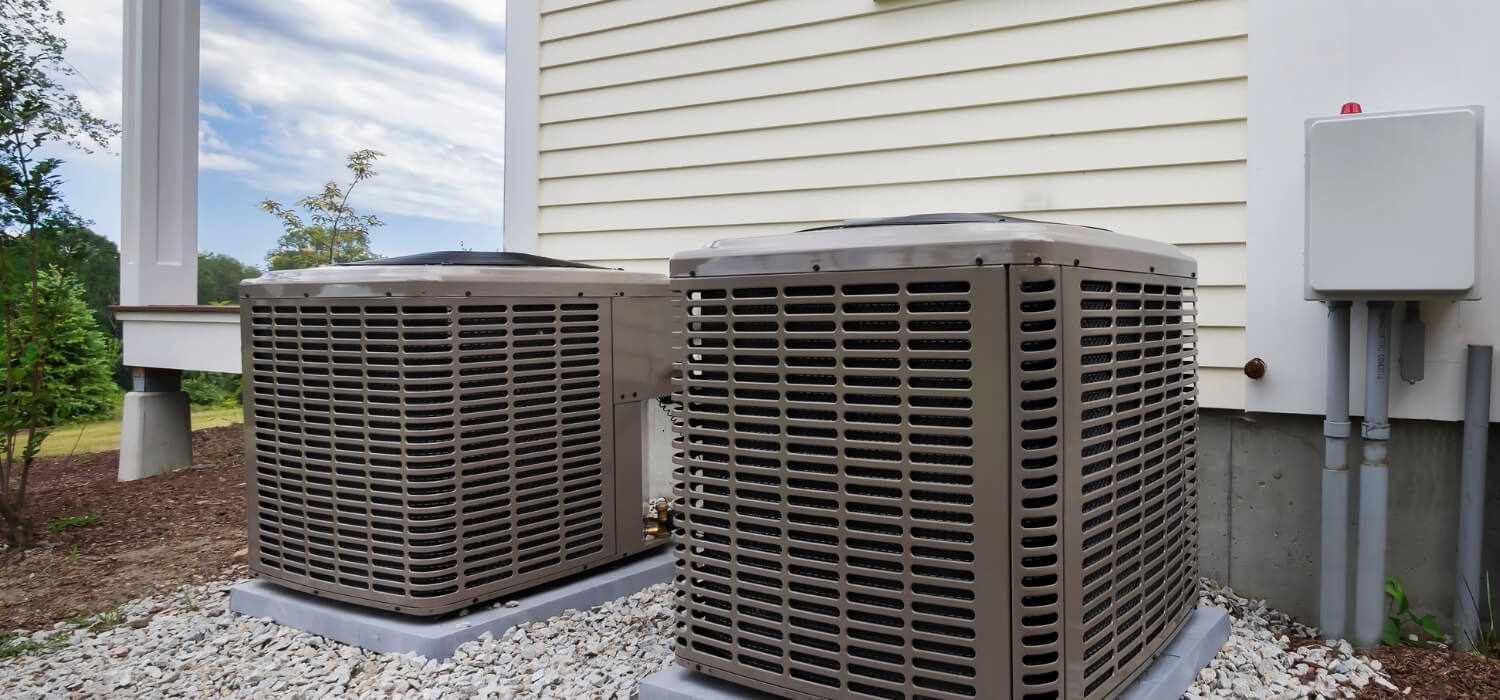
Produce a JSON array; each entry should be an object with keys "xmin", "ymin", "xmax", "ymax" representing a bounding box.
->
[
  {"xmin": 1387, "ymin": 576, "xmax": 1411, "ymax": 615},
  {"xmin": 1382, "ymin": 617, "xmax": 1402, "ymax": 646},
  {"xmin": 1418, "ymin": 613, "xmax": 1442, "ymax": 638},
  {"xmin": 20, "ymin": 430, "xmax": 48, "ymax": 461}
]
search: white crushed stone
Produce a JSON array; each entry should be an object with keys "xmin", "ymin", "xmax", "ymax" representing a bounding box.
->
[
  {"xmin": 1, "ymin": 573, "xmax": 1404, "ymax": 699},
  {"xmin": 0, "ymin": 576, "xmax": 674, "ymax": 699},
  {"xmin": 1190, "ymin": 578, "xmax": 1399, "ymax": 699}
]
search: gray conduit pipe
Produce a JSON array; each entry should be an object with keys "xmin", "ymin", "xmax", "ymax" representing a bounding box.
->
[
  {"xmin": 1321, "ymin": 301, "xmax": 1352, "ymax": 641},
  {"xmin": 1454, "ymin": 345, "xmax": 1492, "ymax": 650},
  {"xmin": 1353, "ymin": 301, "xmax": 1393, "ymax": 647}
]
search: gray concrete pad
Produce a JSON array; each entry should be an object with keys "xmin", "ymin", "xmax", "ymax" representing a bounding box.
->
[
  {"xmin": 1116, "ymin": 605, "xmax": 1231, "ymax": 700},
  {"xmin": 638, "ymin": 664, "xmax": 781, "ymax": 700},
  {"xmin": 229, "ymin": 547, "xmax": 673, "ymax": 659},
  {"xmin": 638, "ymin": 605, "xmax": 1231, "ymax": 700}
]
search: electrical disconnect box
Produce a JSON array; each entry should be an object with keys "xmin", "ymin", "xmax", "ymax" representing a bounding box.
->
[{"xmin": 1305, "ymin": 105, "xmax": 1483, "ymax": 300}]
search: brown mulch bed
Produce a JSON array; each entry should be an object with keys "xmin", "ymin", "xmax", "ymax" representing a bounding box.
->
[
  {"xmin": 0, "ymin": 425, "xmax": 247, "ymax": 631},
  {"xmin": 1357, "ymin": 645, "xmax": 1500, "ymax": 699}
]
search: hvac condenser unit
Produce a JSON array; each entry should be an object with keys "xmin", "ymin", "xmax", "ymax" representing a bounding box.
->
[
  {"xmin": 670, "ymin": 214, "xmax": 1201, "ymax": 700},
  {"xmin": 240, "ymin": 252, "xmax": 672, "ymax": 616}
]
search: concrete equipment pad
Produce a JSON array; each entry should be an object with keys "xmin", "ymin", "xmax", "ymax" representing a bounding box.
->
[
  {"xmin": 229, "ymin": 547, "xmax": 673, "ymax": 659},
  {"xmin": 639, "ymin": 605, "xmax": 1231, "ymax": 700},
  {"xmin": 1116, "ymin": 605, "xmax": 1232, "ymax": 700}
]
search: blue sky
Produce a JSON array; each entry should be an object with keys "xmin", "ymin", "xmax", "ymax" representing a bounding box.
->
[{"xmin": 48, "ymin": 0, "xmax": 506, "ymax": 268}]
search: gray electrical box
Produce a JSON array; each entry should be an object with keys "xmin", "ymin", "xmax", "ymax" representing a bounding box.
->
[{"xmin": 1305, "ymin": 105, "xmax": 1483, "ymax": 300}]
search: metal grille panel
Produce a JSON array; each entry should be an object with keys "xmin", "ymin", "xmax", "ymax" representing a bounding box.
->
[
  {"xmin": 671, "ymin": 261, "xmax": 1199, "ymax": 700},
  {"xmin": 1009, "ymin": 266, "xmax": 1067, "ymax": 700},
  {"xmin": 243, "ymin": 297, "xmax": 616, "ymax": 614},
  {"xmin": 1062, "ymin": 270, "xmax": 1200, "ymax": 700},
  {"xmin": 672, "ymin": 268, "xmax": 1011, "ymax": 700}
]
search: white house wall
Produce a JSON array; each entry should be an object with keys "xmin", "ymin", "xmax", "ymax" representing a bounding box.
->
[
  {"xmin": 1246, "ymin": 0, "xmax": 1500, "ymax": 420},
  {"xmin": 529, "ymin": 0, "xmax": 1250, "ymax": 409}
]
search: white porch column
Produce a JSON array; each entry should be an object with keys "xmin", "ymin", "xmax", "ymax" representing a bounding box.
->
[
  {"xmin": 121, "ymin": 0, "xmax": 198, "ymax": 304},
  {"xmin": 502, "ymin": 0, "xmax": 539, "ymax": 254},
  {"xmin": 118, "ymin": 0, "xmax": 199, "ymax": 481}
]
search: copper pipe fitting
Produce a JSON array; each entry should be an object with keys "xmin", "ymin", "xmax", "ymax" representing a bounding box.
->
[{"xmin": 643, "ymin": 499, "xmax": 671, "ymax": 539}]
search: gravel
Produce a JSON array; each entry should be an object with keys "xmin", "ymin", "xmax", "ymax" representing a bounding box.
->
[
  {"xmin": 0, "ymin": 577, "xmax": 675, "ymax": 699},
  {"xmin": 1190, "ymin": 578, "xmax": 1400, "ymax": 698},
  {"xmin": 1, "ymin": 573, "xmax": 1405, "ymax": 699}
]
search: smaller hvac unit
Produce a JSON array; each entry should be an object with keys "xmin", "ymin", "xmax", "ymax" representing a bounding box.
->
[
  {"xmin": 240, "ymin": 252, "xmax": 673, "ymax": 616},
  {"xmin": 670, "ymin": 214, "xmax": 1200, "ymax": 700}
]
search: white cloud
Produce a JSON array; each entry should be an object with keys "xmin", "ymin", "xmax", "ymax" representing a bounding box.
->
[
  {"xmin": 199, "ymin": 119, "xmax": 228, "ymax": 151},
  {"xmin": 197, "ymin": 0, "xmax": 506, "ymax": 224},
  {"xmin": 46, "ymin": 0, "xmax": 506, "ymax": 231},
  {"xmin": 200, "ymin": 102, "xmax": 235, "ymax": 120},
  {"xmin": 200, "ymin": 152, "xmax": 258, "ymax": 173},
  {"xmin": 49, "ymin": 0, "xmax": 126, "ymax": 160},
  {"xmin": 198, "ymin": 118, "xmax": 254, "ymax": 172}
]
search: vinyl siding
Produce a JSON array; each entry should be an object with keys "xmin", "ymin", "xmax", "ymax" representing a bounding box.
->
[{"xmin": 533, "ymin": 0, "xmax": 1249, "ymax": 408}]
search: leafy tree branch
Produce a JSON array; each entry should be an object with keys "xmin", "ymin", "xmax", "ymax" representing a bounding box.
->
[{"xmin": 262, "ymin": 149, "xmax": 385, "ymax": 270}]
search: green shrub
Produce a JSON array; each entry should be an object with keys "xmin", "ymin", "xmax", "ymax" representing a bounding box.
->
[
  {"xmin": 182, "ymin": 371, "xmax": 242, "ymax": 408},
  {"xmin": 5, "ymin": 268, "xmax": 120, "ymax": 424}
]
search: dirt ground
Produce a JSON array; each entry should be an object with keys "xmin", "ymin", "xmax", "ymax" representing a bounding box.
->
[
  {"xmin": 1357, "ymin": 644, "xmax": 1500, "ymax": 699},
  {"xmin": 0, "ymin": 426, "xmax": 247, "ymax": 631}
]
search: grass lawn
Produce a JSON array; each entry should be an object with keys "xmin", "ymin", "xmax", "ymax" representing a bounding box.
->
[{"xmin": 35, "ymin": 406, "xmax": 243, "ymax": 458}]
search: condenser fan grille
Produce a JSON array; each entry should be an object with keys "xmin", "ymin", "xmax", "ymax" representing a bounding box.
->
[
  {"xmin": 672, "ymin": 268, "xmax": 1012, "ymax": 700},
  {"xmin": 1063, "ymin": 270, "xmax": 1199, "ymax": 700},
  {"xmin": 671, "ymin": 261, "xmax": 1200, "ymax": 700},
  {"xmin": 243, "ymin": 297, "xmax": 617, "ymax": 614}
]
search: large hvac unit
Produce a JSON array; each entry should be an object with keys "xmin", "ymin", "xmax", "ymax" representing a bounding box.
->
[
  {"xmin": 240, "ymin": 252, "xmax": 673, "ymax": 616},
  {"xmin": 669, "ymin": 215, "xmax": 1201, "ymax": 700}
]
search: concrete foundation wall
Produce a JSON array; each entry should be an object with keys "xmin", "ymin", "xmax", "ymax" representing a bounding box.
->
[{"xmin": 1199, "ymin": 409, "xmax": 1500, "ymax": 631}]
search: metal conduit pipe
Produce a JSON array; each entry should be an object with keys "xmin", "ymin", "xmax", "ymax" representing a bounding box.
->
[
  {"xmin": 1455, "ymin": 345, "xmax": 1492, "ymax": 650},
  {"xmin": 1353, "ymin": 301, "xmax": 1393, "ymax": 647},
  {"xmin": 1321, "ymin": 301, "xmax": 1352, "ymax": 641}
]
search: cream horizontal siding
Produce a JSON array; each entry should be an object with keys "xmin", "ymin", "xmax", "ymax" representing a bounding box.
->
[
  {"xmin": 539, "ymin": 0, "xmax": 611, "ymax": 16},
  {"xmin": 540, "ymin": 0, "xmax": 949, "ymax": 67},
  {"xmin": 540, "ymin": 38, "xmax": 1246, "ymax": 150},
  {"xmin": 533, "ymin": 0, "xmax": 1249, "ymax": 408},
  {"xmin": 541, "ymin": 78, "xmax": 1246, "ymax": 174},
  {"xmin": 540, "ymin": 0, "xmax": 756, "ymax": 43},
  {"xmin": 540, "ymin": 1, "xmax": 1244, "ymax": 122},
  {"xmin": 538, "ymin": 162, "xmax": 1244, "ymax": 232},
  {"xmin": 540, "ymin": 121, "xmax": 1244, "ymax": 205},
  {"xmin": 540, "ymin": 205, "xmax": 1246, "ymax": 260},
  {"xmin": 542, "ymin": 0, "xmax": 1210, "ymax": 91},
  {"xmin": 1197, "ymin": 369, "xmax": 1245, "ymax": 413}
]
